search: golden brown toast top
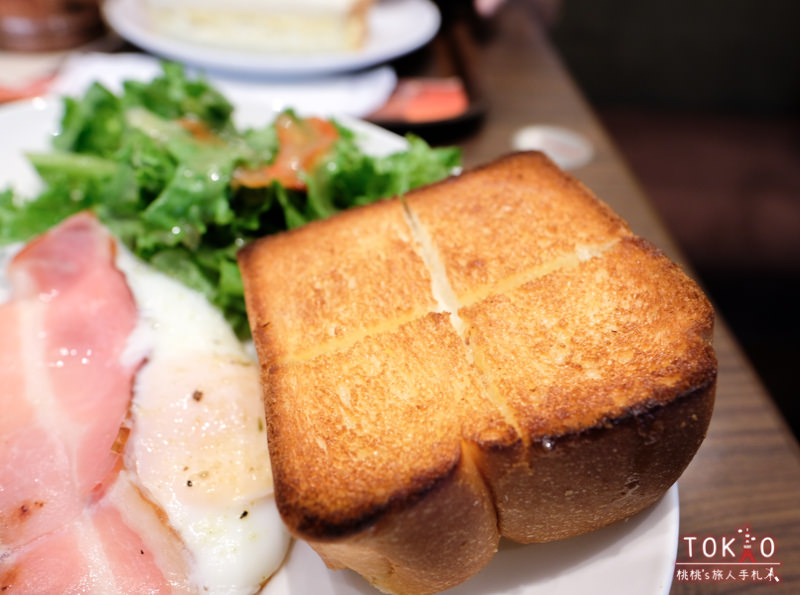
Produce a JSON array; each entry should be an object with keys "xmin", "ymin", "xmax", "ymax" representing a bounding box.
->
[
  {"xmin": 460, "ymin": 236, "xmax": 716, "ymax": 441},
  {"xmin": 404, "ymin": 152, "xmax": 632, "ymax": 299},
  {"xmin": 264, "ymin": 312, "xmax": 513, "ymax": 534},
  {"xmin": 238, "ymin": 151, "xmax": 715, "ymax": 538},
  {"xmin": 238, "ymin": 198, "xmax": 438, "ymax": 365}
]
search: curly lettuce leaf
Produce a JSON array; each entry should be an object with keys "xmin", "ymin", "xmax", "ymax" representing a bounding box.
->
[{"xmin": 0, "ymin": 62, "xmax": 462, "ymax": 338}]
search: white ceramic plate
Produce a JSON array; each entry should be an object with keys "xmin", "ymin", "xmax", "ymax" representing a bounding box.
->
[
  {"xmin": 102, "ymin": 0, "xmax": 441, "ymax": 77},
  {"xmin": 0, "ymin": 96, "xmax": 678, "ymax": 595},
  {"xmin": 265, "ymin": 487, "xmax": 679, "ymax": 595}
]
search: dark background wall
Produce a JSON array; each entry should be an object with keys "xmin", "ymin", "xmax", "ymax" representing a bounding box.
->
[
  {"xmin": 551, "ymin": 0, "xmax": 800, "ymax": 112},
  {"xmin": 548, "ymin": 0, "xmax": 800, "ymax": 436}
]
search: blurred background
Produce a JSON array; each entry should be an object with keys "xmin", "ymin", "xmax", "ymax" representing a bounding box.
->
[{"xmin": 547, "ymin": 0, "xmax": 800, "ymax": 437}]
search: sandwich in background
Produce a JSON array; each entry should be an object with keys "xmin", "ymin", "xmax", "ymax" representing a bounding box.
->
[{"xmin": 142, "ymin": 0, "xmax": 373, "ymax": 53}]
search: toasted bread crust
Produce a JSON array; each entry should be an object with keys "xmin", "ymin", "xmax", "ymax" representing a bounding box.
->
[
  {"xmin": 238, "ymin": 151, "xmax": 716, "ymax": 594},
  {"xmin": 478, "ymin": 377, "xmax": 715, "ymax": 543},
  {"xmin": 303, "ymin": 380, "xmax": 714, "ymax": 594},
  {"xmin": 312, "ymin": 447, "xmax": 500, "ymax": 594}
]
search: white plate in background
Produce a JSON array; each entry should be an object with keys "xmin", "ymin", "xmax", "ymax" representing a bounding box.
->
[
  {"xmin": 102, "ymin": 0, "xmax": 441, "ymax": 77},
  {"xmin": 50, "ymin": 52, "xmax": 398, "ymax": 119}
]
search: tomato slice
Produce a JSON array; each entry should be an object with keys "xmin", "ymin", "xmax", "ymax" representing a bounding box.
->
[
  {"xmin": 233, "ymin": 113, "xmax": 340, "ymax": 191},
  {"xmin": 177, "ymin": 117, "xmax": 223, "ymax": 144}
]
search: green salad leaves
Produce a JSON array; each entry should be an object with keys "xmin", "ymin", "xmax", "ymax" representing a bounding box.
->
[{"xmin": 0, "ymin": 62, "xmax": 461, "ymax": 337}]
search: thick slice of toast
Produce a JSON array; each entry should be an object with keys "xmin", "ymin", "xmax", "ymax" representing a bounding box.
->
[{"xmin": 238, "ymin": 151, "xmax": 716, "ymax": 594}]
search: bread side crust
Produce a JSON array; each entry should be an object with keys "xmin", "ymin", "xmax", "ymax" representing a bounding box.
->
[
  {"xmin": 476, "ymin": 377, "xmax": 715, "ymax": 542},
  {"xmin": 308, "ymin": 446, "xmax": 500, "ymax": 595},
  {"xmin": 295, "ymin": 380, "xmax": 714, "ymax": 594}
]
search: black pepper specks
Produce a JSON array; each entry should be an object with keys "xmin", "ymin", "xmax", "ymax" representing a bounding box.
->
[
  {"xmin": 187, "ymin": 480, "xmax": 193, "ymax": 487},
  {"xmin": 240, "ymin": 510, "xmax": 249, "ymax": 519},
  {"xmin": 192, "ymin": 390, "xmax": 203, "ymax": 402}
]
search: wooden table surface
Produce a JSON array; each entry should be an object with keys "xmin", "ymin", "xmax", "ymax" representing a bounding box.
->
[{"xmin": 418, "ymin": 1, "xmax": 800, "ymax": 592}]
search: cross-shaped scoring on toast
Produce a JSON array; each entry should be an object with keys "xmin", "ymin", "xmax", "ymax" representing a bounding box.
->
[{"xmin": 237, "ymin": 151, "xmax": 716, "ymax": 594}]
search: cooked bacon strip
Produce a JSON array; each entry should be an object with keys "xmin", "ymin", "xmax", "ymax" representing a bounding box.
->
[
  {"xmin": 1, "ymin": 471, "xmax": 193, "ymax": 594},
  {"xmin": 0, "ymin": 214, "xmax": 192, "ymax": 592},
  {"xmin": 0, "ymin": 213, "xmax": 137, "ymax": 548}
]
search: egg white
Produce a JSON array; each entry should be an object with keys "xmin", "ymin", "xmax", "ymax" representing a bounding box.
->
[{"xmin": 118, "ymin": 247, "xmax": 291, "ymax": 595}]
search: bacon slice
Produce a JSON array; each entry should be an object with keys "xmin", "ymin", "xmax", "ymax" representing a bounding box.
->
[
  {"xmin": 0, "ymin": 214, "xmax": 192, "ymax": 593},
  {"xmin": 0, "ymin": 213, "xmax": 137, "ymax": 547},
  {"xmin": 2, "ymin": 471, "xmax": 193, "ymax": 594}
]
